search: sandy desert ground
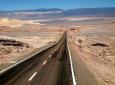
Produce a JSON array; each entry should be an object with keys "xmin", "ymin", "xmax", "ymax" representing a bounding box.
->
[
  {"xmin": 68, "ymin": 17, "xmax": 115, "ymax": 85},
  {"xmin": 0, "ymin": 16, "xmax": 115, "ymax": 85},
  {"xmin": 0, "ymin": 18, "xmax": 64, "ymax": 71}
]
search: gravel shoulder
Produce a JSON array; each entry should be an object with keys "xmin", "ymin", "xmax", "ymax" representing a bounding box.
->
[{"xmin": 68, "ymin": 17, "xmax": 115, "ymax": 85}]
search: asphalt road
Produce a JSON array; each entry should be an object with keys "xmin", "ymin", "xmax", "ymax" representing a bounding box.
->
[{"xmin": 0, "ymin": 32, "xmax": 72, "ymax": 85}]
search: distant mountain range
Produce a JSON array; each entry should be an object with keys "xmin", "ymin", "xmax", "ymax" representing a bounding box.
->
[
  {"xmin": 0, "ymin": 7, "xmax": 115, "ymax": 20},
  {"xmin": 63, "ymin": 7, "xmax": 115, "ymax": 17},
  {"xmin": 14, "ymin": 8, "xmax": 64, "ymax": 12}
]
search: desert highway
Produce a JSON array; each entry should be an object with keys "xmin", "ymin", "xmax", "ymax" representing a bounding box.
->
[{"xmin": 0, "ymin": 32, "xmax": 76, "ymax": 85}]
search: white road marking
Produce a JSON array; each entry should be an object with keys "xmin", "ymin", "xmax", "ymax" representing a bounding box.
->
[
  {"xmin": 67, "ymin": 41, "xmax": 77, "ymax": 85},
  {"xmin": 43, "ymin": 61, "xmax": 47, "ymax": 65},
  {"xmin": 49, "ymin": 55, "xmax": 52, "ymax": 58},
  {"xmin": 0, "ymin": 40, "xmax": 59, "ymax": 74},
  {"xmin": 28, "ymin": 72, "xmax": 37, "ymax": 81}
]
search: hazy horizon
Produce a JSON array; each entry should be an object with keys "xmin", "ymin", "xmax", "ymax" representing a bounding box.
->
[
  {"xmin": 0, "ymin": 0, "xmax": 115, "ymax": 10},
  {"xmin": 1, "ymin": 7, "xmax": 115, "ymax": 11}
]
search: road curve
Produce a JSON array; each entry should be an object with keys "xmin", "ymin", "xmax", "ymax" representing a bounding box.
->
[{"xmin": 0, "ymin": 32, "xmax": 74, "ymax": 85}]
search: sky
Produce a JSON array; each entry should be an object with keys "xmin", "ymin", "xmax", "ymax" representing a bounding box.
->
[{"xmin": 0, "ymin": 0, "xmax": 115, "ymax": 10}]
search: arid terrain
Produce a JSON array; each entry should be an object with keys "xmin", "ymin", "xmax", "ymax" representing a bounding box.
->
[
  {"xmin": 0, "ymin": 18, "xmax": 64, "ymax": 71},
  {"xmin": 68, "ymin": 17, "xmax": 115, "ymax": 85},
  {"xmin": 0, "ymin": 9, "xmax": 115, "ymax": 85}
]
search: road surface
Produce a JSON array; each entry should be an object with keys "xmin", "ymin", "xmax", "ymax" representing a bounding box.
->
[{"xmin": 0, "ymin": 32, "xmax": 74, "ymax": 85}]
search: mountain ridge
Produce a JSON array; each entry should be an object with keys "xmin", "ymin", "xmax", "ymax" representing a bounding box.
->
[{"xmin": 0, "ymin": 7, "xmax": 115, "ymax": 19}]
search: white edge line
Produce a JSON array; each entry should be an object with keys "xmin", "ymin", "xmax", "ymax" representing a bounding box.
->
[
  {"xmin": 28, "ymin": 72, "xmax": 37, "ymax": 81},
  {"xmin": 43, "ymin": 61, "xmax": 47, "ymax": 65},
  {"xmin": 67, "ymin": 41, "xmax": 77, "ymax": 85},
  {"xmin": 0, "ymin": 35, "xmax": 62, "ymax": 74}
]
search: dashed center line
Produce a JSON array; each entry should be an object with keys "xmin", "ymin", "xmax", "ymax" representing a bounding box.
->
[
  {"xmin": 49, "ymin": 55, "xmax": 52, "ymax": 58},
  {"xmin": 43, "ymin": 61, "xmax": 47, "ymax": 65},
  {"xmin": 28, "ymin": 72, "xmax": 37, "ymax": 81}
]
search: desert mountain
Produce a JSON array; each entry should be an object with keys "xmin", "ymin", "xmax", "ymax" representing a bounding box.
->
[{"xmin": 0, "ymin": 7, "xmax": 115, "ymax": 20}]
